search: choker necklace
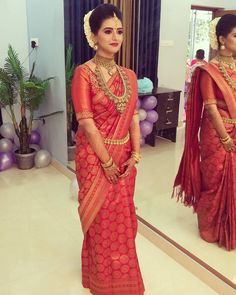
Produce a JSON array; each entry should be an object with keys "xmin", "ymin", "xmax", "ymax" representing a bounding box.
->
[
  {"xmin": 92, "ymin": 55, "xmax": 116, "ymax": 76},
  {"xmin": 93, "ymin": 55, "xmax": 131, "ymax": 113},
  {"xmin": 216, "ymin": 54, "xmax": 235, "ymax": 70}
]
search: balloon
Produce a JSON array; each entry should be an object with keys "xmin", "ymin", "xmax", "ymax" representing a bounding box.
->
[
  {"xmin": 146, "ymin": 110, "xmax": 159, "ymax": 123},
  {"xmin": 140, "ymin": 137, "xmax": 145, "ymax": 147},
  {"xmin": 0, "ymin": 138, "xmax": 13, "ymax": 153},
  {"xmin": 0, "ymin": 123, "xmax": 15, "ymax": 139},
  {"xmin": 70, "ymin": 177, "xmax": 79, "ymax": 198},
  {"xmin": 13, "ymin": 133, "xmax": 20, "ymax": 147},
  {"xmin": 140, "ymin": 120, "xmax": 153, "ymax": 137},
  {"xmin": 141, "ymin": 95, "xmax": 157, "ymax": 110},
  {"xmin": 138, "ymin": 109, "xmax": 147, "ymax": 121},
  {"xmin": 0, "ymin": 152, "xmax": 14, "ymax": 171},
  {"xmin": 30, "ymin": 130, "xmax": 41, "ymax": 144},
  {"xmin": 34, "ymin": 150, "xmax": 51, "ymax": 168},
  {"xmin": 29, "ymin": 144, "xmax": 41, "ymax": 152},
  {"xmin": 136, "ymin": 98, "xmax": 141, "ymax": 110}
]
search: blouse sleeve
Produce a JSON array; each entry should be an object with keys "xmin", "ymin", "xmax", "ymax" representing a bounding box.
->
[
  {"xmin": 200, "ymin": 70, "xmax": 217, "ymax": 105},
  {"xmin": 71, "ymin": 66, "xmax": 93, "ymax": 120}
]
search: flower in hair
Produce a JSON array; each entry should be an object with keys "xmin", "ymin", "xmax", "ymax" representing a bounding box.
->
[
  {"xmin": 84, "ymin": 10, "xmax": 95, "ymax": 48},
  {"xmin": 208, "ymin": 17, "xmax": 221, "ymax": 50}
]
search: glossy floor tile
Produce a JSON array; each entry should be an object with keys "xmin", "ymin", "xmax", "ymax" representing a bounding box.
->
[{"xmin": 0, "ymin": 165, "xmax": 218, "ymax": 294}]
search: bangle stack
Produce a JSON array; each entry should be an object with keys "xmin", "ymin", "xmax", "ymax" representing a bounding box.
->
[
  {"xmin": 220, "ymin": 134, "xmax": 231, "ymax": 144},
  {"xmin": 131, "ymin": 151, "xmax": 141, "ymax": 163},
  {"xmin": 101, "ymin": 157, "xmax": 115, "ymax": 171}
]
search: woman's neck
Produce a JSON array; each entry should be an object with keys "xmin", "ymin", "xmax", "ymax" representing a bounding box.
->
[
  {"xmin": 96, "ymin": 49, "xmax": 115, "ymax": 60},
  {"xmin": 219, "ymin": 49, "xmax": 233, "ymax": 57}
]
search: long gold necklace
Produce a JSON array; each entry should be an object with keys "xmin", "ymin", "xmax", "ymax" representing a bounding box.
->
[
  {"xmin": 217, "ymin": 56, "xmax": 236, "ymax": 91},
  {"xmin": 93, "ymin": 55, "xmax": 131, "ymax": 114}
]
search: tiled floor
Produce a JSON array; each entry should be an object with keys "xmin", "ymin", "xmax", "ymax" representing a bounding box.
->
[{"xmin": 0, "ymin": 165, "xmax": 218, "ymax": 294}]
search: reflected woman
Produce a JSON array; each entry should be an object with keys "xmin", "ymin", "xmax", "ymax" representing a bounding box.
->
[
  {"xmin": 71, "ymin": 4, "xmax": 145, "ymax": 294},
  {"xmin": 174, "ymin": 14, "xmax": 236, "ymax": 251}
]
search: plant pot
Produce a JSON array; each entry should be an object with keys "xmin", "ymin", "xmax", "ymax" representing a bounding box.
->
[
  {"xmin": 14, "ymin": 148, "xmax": 36, "ymax": 170},
  {"xmin": 68, "ymin": 145, "xmax": 76, "ymax": 161}
]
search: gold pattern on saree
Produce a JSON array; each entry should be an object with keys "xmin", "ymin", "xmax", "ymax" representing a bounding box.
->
[{"xmin": 104, "ymin": 133, "xmax": 130, "ymax": 145}]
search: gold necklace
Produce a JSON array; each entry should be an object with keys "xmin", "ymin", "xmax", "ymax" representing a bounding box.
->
[
  {"xmin": 216, "ymin": 55, "xmax": 235, "ymax": 70},
  {"xmin": 218, "ymin": 61, "xmax": 236, "ymax": 91},
  {"xmin": 93, "ymin": 58, "xmax": 131, "ymax": 114},
  {"xmin": 92, "ymin": 55, "xmax": 116, "ymax": 76}
]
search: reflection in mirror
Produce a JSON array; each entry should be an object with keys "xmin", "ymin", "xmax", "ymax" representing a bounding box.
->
[{"xmin": 64, "ymin": 0, "xmax": 236, "ymax": 292}]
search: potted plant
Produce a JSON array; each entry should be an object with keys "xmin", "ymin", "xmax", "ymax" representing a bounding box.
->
[
  {"xmin": 0, "ymin": 45, "xmax": 53, "ymax": 169},
  {"xmin": 65, "ymin": 44, "xmax": 76, "ymax": 161}
]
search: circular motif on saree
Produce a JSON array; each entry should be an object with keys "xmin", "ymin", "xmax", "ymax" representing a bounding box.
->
[
  {"xmin": 96, "ymin": 255, "xmax": 104, "ymax": 264},
  {"xmin": 127, "ymin": 239, "xmax": 135, "ymax": 249},
  {"xmin": 116, "ymin": 213, "xmax": 125, "ymax": 224},
  {"xmin": 109, "ymin": 222, "xmax": 117, "ymax": 232},
  {"xmin": 128, "ymin": 258, "xmax": 137, "ymax": 268},
  {"xmin": 113, "ymin": 271, "xmax": 122, "ymax": 279},
  {"xmin": 110, "ymin": 232, "xmax": 118, "ymax": 241},
  {"xmin": 111, "ymin": 241, "xmax": 119, "ymax": 251},
  {"xmin": 117, "ymin": 224, "xmax": 126, "ymax": 234},
  {"xmin": 101, "ymin": 228, "xmax": 110, "ymax": 238},
  {"xmin": 121, "ymin": 265, "xmax": 130, "ymax": 274},
  {"xmin": 112, "ymin": 260, "xmax": 121, "ymax": 270},
  {"xmin": 111, "ymin": 251, "xmax": 120, "ymax": 260},
  {"xmin": 102, "ymin": 239, "xmax": 109, "ymax": 249},
  {"xmin": 120, "ymin": 254, "xmax": 129, "ymax": 264},
  {"xmin": 126, "ymin": 228, "xmax": 134, "ymax": 238},
  {"xmin": 119, "ymin": 244, "xmax": 128, "ymax": 254},
  {"xmin": 109, "ymin": 211, "xmax": 117, "ymax": 222},
  {"xmin": 95, "ymin": 244, "xmax": 103, "ymax": 254},
  {"xmin": 87, "ymin": 154, "xmax": 96, "ymax": 164}
]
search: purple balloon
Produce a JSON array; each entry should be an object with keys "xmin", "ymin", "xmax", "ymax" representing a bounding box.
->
[
  {"xmin": 136, "ymin": 98, "xmax": 141, "ymax": 109},
  {"xmin": 140, "ymin": 120, "xmax": 153, "ymax": 137},
  {"xmin": 140, "ymin": 137, "xmax": 145, "ymax": 147},
  {"xmin": 141, "ymin": 95, "xmax": 157, "ymax": 110},
  {"xmin": 30, "ymin": 130, "xmax": 41, "ymax": 144},
  {"xmin": 0, "ymin": 152, "xmax": 14, "ymax": 171},
  {"xmin": 146, "ymin": 110, "xmax": 159, "ymax": 123}
]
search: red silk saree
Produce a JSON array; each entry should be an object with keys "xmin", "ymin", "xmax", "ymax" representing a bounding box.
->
[
  {"xmin": 72, "ymin": 64, "xmax": 145, "ymax": 294},
  {"xmin": 174, "ymin": 62, "xmax": 236, "ymax": 251}
]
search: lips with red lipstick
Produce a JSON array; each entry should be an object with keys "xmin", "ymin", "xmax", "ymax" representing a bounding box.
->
[{"xmin": 110, "ymin": 43, "xmax": 119, "ymax": 47}]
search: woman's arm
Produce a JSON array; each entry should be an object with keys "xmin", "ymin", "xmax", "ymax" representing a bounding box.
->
[
  {"xmin": 204, "ymin": 104, "xmax": 236, "ymax": 152},
  {"xmin": 129, "ymin": 114, "xmax": 140, "ymax": 154}
]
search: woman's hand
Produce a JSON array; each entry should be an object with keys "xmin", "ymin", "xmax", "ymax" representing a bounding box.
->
[
  {"xmin": 222, "ymin": 138, "xmax": 236, "ymax": 153},
  {"xmin": 103, "ymin": 162, "xmax": 120, "ymax": 184},
  {"xmin": 119, "ymin": 158, "xmax": 136, "ymax": 178}
]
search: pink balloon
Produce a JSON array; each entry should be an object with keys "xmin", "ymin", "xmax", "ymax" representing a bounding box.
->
[
  {"xmin": 0, "ymin": 152, "xmax": 14, "ymax": 171},
  {"xmin": 146, "ymin": 110, "xmax": 159, "ymax": 123},
  {"xmin": 30, "ymin": 130, "xmax": 41, "ymax": 144},
  {"xmin": 141, "ymin": 96, "xmax": 157, "ymax": 110},
  {"xmin": 140, "ymin": 120, "xmax": 153, "ymax": 137}
]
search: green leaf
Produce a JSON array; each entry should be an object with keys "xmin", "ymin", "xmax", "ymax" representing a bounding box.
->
[{"xmin": 4, "ymin": 45, "xmax": 24, "ymax": 82}]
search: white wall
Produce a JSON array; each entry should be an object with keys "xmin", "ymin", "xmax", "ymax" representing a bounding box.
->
[
  {"xmin": 0, "ymin": 0, "xmax": 30, "ymax": 124},
  {"xmin": 158, "ymin": 0, "xmax": 236, "ymax": 121},
  {"xmin": 26, "ymin": 0, "xmax": 67, "ymax": 165}
]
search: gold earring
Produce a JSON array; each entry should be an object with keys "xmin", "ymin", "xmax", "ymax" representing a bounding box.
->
[
  {"xmin": 220, "ymin": 44, "xmax": 225, "ymax": 50},
  {"xmin": 93, "ymin": 44, "xmax": 98, "ymax": 51}
]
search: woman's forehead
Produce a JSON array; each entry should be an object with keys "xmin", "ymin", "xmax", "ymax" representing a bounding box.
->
[{"xmin": 100, "ymin": 17, "xmax": 123, "ymax": 29}]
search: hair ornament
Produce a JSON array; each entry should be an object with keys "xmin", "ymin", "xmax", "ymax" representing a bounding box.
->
[
  {"xmin": 209, "ymin": 17, "xmax": 221, "ymax": 50},
  {"xmin": 84, "ymin": 10, "xmax": 95, "ymax": 48}
]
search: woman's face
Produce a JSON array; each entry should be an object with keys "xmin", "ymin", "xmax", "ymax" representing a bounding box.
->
[
  {"xmin": 93, "ymin": 16, "xmax": 123, "ymax": 56},
  {"xmin": 220, "ymin": 27, "xmax": 236, "ymax": 54}
]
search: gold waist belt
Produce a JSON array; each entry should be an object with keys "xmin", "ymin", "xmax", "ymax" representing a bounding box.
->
[
  {"xmin": 222, "ymin": 117, "xmax": 236, "ymax": 124},
  {"xmin": 104, "ymin": 133, "xmax": 130, "ymax": 145}
]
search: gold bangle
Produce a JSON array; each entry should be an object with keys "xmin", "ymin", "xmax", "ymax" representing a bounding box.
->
[
  {"xmin": 103, "ymin": 162, "xmax": 115, "ymax": 171},
  {"xmin": 101, "ymin": 157, "xmax": 113, "ymax": 168},
  {"xmin": 220, "ymin": 135, "xmax": 231, "ymax": 144},
  {"xmin": 131, "ymin": 151, "xmax": 141, "ymax": 163}
]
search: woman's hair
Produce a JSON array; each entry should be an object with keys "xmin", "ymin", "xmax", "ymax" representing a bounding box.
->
[
  {"xmin": 196, "ymin": 49, "xmax": 205, "ymax": 60},
  {"xmin": 216, "ymin": 14, "xmax": 236, "ymax": 46},
  {"xmin": 89, "ymin": 4, "xmax": 122, "ymax": 35}
]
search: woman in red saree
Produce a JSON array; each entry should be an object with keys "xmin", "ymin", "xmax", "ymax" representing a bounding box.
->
[
  {"xmin": 174, "ymin": 14, "xmax": 236, "ymax": 251},
  {"xmin": 72, "ymin": 4, "xmax": 144, "ymax": 294}
]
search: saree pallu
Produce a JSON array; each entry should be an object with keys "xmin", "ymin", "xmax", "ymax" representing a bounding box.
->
[
  {"xmin": 72, "ymin": 65, "xmax": 145, "ymax": 294},
  {"xmin": 174, "ymin": 63, "xmax": 236, "ymax": 250}
]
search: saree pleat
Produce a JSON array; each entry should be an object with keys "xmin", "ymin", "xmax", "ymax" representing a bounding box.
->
[{"xmin": 72, "ymin": 64, "xmax": 145, "ymax": 294}]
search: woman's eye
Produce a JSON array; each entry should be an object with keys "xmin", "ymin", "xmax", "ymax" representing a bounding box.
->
[
  {"xmin": 104, "ymin": 30, "xmax": 112, "ymax": 34},
  {"xmin": 117, "ymin": 30, "xmax": 123, "ymax": 35}
]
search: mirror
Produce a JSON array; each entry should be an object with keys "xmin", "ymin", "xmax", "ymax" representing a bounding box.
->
[{"xmin": 64, "ymin": 0, "xmax": 236, "ymax": 291}]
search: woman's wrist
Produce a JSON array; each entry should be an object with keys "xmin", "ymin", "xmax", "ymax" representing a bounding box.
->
[
  {"xmin": 101, "ymin": 156, "xmax": 113, "ymax": 168},
  {"xmin": 131, "ymin": 151, "xmax": 141, "ymax": 163},
  {"xmin": 220, "ymin": 134, "xmax": 232, "ymax": 144}
]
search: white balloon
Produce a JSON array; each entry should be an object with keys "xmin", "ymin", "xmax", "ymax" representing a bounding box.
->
[
  {"xmin": 32, "ymin": 120, "xmax": 41, "ymax": 130},
  {"xmin": 138, "ymin": 109, "xmax": 147, "ymax": 121},
  {"xmin": 34, "ymin": 150, "xmax": 51, "ymax": 168},
  {"xmin": 0, "ymin": 123, "xmax": 15, "ymax": 139},
  {"xmin": 70, "ymin": 177, "xmax": 79, "ymax": 198},
  {"xmin": 0, "ymin": 138, "xmax": 13, "ymax": 152}
]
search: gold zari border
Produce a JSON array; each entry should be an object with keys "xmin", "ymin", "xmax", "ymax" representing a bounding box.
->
[{"xmin": 104, "ymin": 133, "xmax": 130, "ymax": 145}]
